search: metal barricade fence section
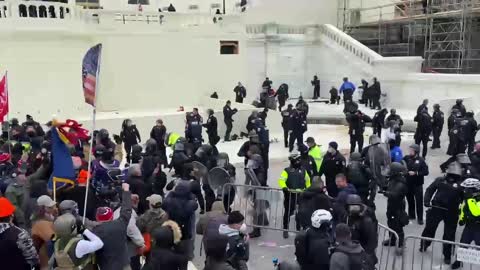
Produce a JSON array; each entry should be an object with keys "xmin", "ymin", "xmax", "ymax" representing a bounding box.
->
[
  {"xmin": 377, "ymin": 223, "xmax": 401, "ymax": 270},
  {"xmin": 222, "ymin": 183, "xmax": 403, "ymax": 269},
  {"xmin": 222, "ymin": 183, "xmax": 303, "ymax": 232},
  {"xmin": 402, "ymin": 236, "xmax": 480, "ymax": 270}
]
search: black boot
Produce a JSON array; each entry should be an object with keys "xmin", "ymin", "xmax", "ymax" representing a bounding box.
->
[
  {"xmin": 451, "ymin": 261, "xmax": 462, "ymax": 269},
  {"xmin": 249, "ymin": 228, "xmax": 261, "ymax": 239}
]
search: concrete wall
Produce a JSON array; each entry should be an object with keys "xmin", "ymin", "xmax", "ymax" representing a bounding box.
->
[{"xmin": 0, "ymin": 4, "xmax": 247, "ymax": 123}]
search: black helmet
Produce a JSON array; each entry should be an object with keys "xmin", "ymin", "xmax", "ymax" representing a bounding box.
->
[
  {"xmin": 433, "ymin": 104, "xmax": 440, "ymax": 109},
  {"xmin": 98, "ymin": 129, "xmax": 109, "ymax": 141},
  {"xmin": 390, "ymin": 162, "xmax": 407, "ymax": 176},
  {"xmin": 346, "ymin": 194, "xmax": 363, "ymax": 205},
  {"xmin": 456, "ymin": 99, "xmax": 463, "ymax": 105},
  {"xmin": 446, "ymin": 162, "xmax": 462, "ymax": 176}
]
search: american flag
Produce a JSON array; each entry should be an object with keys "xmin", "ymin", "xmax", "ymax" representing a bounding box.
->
[{"xmin": 82, "ymin": 44, "xmax": 102, "ymax": 106}]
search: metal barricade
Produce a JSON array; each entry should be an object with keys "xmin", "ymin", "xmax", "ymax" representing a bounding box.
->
[
  {"xmin": 376, "ymin": 223, "xmax": 400, "ymax": 270},
  {"xmin": 222, "ymin": 183, "xmax": 303, "ymax": 232},
  {"xmin": 402, "ymin": 236, "xmax": 480, "ymax": 270}
]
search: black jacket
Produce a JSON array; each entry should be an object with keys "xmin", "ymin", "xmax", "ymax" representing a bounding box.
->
[
  {"xmin": 372, "ymin": 110, "xmax": 388, "ymax": 130},
  {"xmin": 319, "ymin": 152, "xmax": 346, "ymax": 180},
  {"xmin": 162, "ymin": 181, "xmax": 199, "ymax": 239},
  {"xmin": 347, "ymin": 205, "xmax": 377, "ymax": 256},
  {"xmin": 142, "ymin": 226, "xmax": 188, "ymax": 270},
  {"xmin": 297, "ymin": 186, "xmax": 333, "ymax": 228},
  {"xmin": 448, "ymin": 114, "xmax": 456, "ymax": 131},
  {"xmin": 386, "ymin": 114, "xmax": 404, "ymax": 128},
  {"xmin": 424, "ymin": 176, "xmax": 463, "ymax": 211},
  {"xmin": 203, "ymin": 115, "xmax": 218, "ymax": 135},
  {"xmin": 295, "ymin": 227, "xmax": 332, "ymax": 270},
  {"xmin": 432, "ymin": 110, "xmax": 444, "ymax": 129},
  {"xmin": 127, "ymin": 175, "xmax": 151, "ymax": 215},
  {"xmin": 150, "ymin": 125, "xmax": 166, "ymax": 148},
  {"xmin": 369, "ymin": 81, "xmax": 381, "ymax": 98},
  {"xmin": 281, "ymin": 108, "xmax": 293, "ymax": 128},
  {"xmin": 346, "ymin": 160, "xmax": 373, "ymax": 200},
  {"xmin": 288, "ymin": 109, "xmax": 307, "ymax": 134},
  {"xmin": 403, "ymin": 155, "xmax": 429, "ymax": 186},
  {"xmin": 223, "ymin": 106, "xmax": 237, "ymax": 123},
  {"xmin": 414, "ymin": 112, "xmax": 432, "ymax": 138},
  {"xmin": 452, "ymin": 104, "xmax": 466, "ymax": 117},
  {"xmin": 346, "ymin": 112, "xmax": 372, "ymax": 135},
  {"xmin": 234, "ymin": 86, "xmax": 246, "ymax": 99},
  {"xmin": 385, "ymin": 176, "xmax": 408, "ymax": 217},
  {"xmin": 120, "ymin": 125, "xmax": 141, "ymax": 145},
  {"xmin": 93, "ymin": 191, "xmax": 133, "ymax": 270},
  {"xmin": 0, "ymin": 223, "xmax": 39, "ymax": 270}
]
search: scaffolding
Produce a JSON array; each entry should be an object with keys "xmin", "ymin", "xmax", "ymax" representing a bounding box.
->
[{"xmin": 339, "ymin": 0, "xmax": 480, "ymax": 73}]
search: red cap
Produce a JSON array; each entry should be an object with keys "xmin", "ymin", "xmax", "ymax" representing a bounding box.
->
[
  {"xmin": 96, "ymin": 207, "xmax": 113, "ymax": 222},
  {"xmin": 0, "ymin": 153, "xmax": 11, "ymax": 163},
  {"xmin": 0, "ymin": 197, "xmax": 15, "ymax": 218}
]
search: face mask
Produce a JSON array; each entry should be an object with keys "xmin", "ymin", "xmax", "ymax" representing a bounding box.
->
[{"xmin": 239, "ymin": 223, "xmax": 248, "ymax": 233}]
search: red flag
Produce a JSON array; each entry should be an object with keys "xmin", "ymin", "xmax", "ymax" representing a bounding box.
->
[{"xmin": 0, "ymin": 74, "xmax": 9, "ymax": 122}]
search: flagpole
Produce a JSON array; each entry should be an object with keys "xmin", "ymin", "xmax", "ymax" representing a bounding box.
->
[{"xmin": 83, "ymin": 47, "xmax": 101, "ymax": 225}]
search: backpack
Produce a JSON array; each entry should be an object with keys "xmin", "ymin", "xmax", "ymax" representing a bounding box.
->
[{"xmin": 334, "ymin": 244, "xmax": 374, "ymax": 270}]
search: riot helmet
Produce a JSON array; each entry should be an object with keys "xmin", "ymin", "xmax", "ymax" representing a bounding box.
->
[{"xmin": 54, "ymin": 213, "xmax": 78, "ymax": 237}]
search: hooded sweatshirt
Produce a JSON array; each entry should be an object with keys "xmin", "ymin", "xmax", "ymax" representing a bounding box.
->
[
  {"xmin": 219, "ymin": 224, "xmax": 249, "ymax": 269},
  {"xmin": 330, "ymin": 241, "xmax": 364, "ymax": 270},
  {"xmin": 0, "ymin": 222, "xmax": 39, "ymax": 270}
]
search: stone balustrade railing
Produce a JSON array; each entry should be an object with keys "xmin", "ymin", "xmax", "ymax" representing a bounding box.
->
[{"xmin": 319, "ymin": 23, "xmax": 382, "ymax": 65}]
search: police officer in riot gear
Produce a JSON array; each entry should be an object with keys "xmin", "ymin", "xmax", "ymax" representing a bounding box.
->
[
  {"xmin": 278, "ymin": 152, "xmax": 311, "ymax": 239},
  {"xmin": 383, "ymin": 162, "xmax": 409, "ymax": 247},
  {"xmin": 414, "ymin": 107, "xmax": 432, "ymax": 158},
  {"xmin": 346, "ymin": 110, "xmax": 372, "ymax": 153},
  {"xmin": 185, "ymin": 108, "xmax": 203, "ymax": 149},
  {"xmin": 452, "ymin": 99, "xmax": 467, "ymax": 117},
  {"xmin": 403, "ymin": 144, "xmax": 429, "ymax": 225},
  {"xmin": 346, "ymin": 152, "xmax": 374, "ymax": 207},
  {"xmin": 431, "ymin": 104, "xmax": 444, "ymax": 149},
  {"xmin": 223, "ymin": 100, "xmax": 238, "ymax": 141},
  {"xmin": 465, "ymin": 111, "xmax": 478, "ymax": 154},
  {"xmin": 452, "ymin": 178, "xmax": 480, "ymax": 269},
  {"xmin": 281, "ymin": 104, "xmax": 293, "ymax": 148},
  {"xmin": 276, "ymin": 83, "xmax": 289, "ymax": 111},
  {"xmin": 346, "ymin": 194, "xmax": 378, "ymax": 265},
  {"xmin": 319, "ymin": 141, "xmax": 346, "ymax": 197},
  {"xmin": 288, "ymin": 104, "xmax": 307, "ymax": 153},
  {"xmin": 447, "ymin": 110, "xmax": 468, "ymax": 156},
  {"xmin": 203, "ymin": 109, "xmax": 219, "ymax": 147},
  {"xmin": 420, "ymin": 162, "xmax": 464, "ymax": 265}
]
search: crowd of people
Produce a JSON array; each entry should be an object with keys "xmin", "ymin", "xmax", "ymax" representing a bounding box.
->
[{"xmin": 0, "ymin": 76, "xmax": 480, "ymax": 270}]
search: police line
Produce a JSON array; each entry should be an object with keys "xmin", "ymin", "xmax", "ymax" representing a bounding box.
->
[{"xmin": 221, "ymin": 183, "xmax": 479, "ymax": 270}]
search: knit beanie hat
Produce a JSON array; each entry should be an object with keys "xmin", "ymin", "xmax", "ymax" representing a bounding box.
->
[{"xmin": 96, "ymin": 207, "xmax": 113, "ymax": 222}]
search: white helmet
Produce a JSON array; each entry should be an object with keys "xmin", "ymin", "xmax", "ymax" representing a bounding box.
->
[
  {"xmin": 311, "ymin": 209, "xmax": 332, "ymax": 229},
  {"xmin": 461, "ymin": 178, "xmax": 480, "ymax": 189}
]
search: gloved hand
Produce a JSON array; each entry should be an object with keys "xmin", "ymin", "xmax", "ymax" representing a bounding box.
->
[
  {"xmin": 459, "ymin": 219, "xmax": 465, "ymax": 226},
  {"xmin": 282, "ymin": 187, "xmax": 288, "ymax": 193},
  {"xmin": 200, "ymin": 210, "xmax": 205, "ymax": 215},
  {"xmin": 424, "ymin": 202, "xmax": 431, "ymax": 208}
]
